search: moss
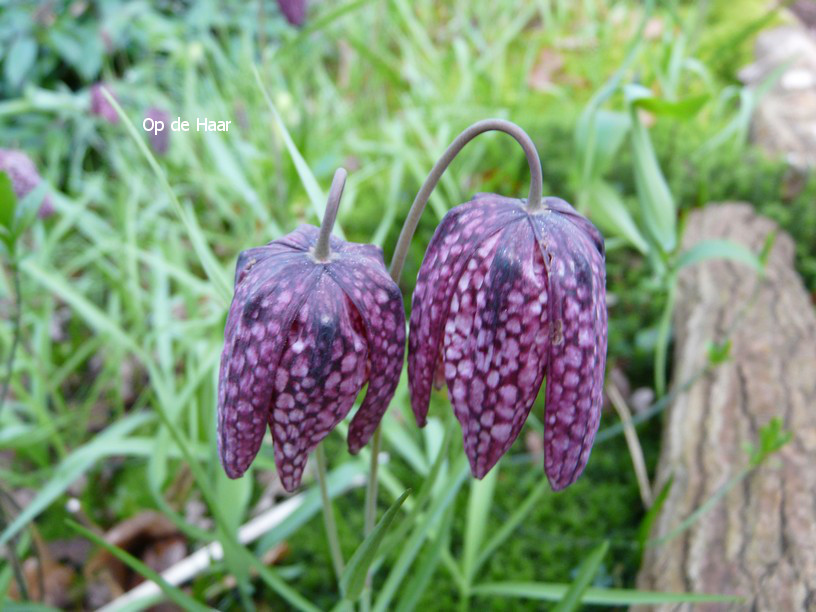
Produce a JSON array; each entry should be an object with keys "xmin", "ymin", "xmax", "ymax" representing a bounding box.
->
[
  {"xmin": 696, "ymin": 0, "xmax": 788, "ymax": 83},
  {"xmin": 252, "ymin": 406, "xmax": 659, "ymax": 611}
]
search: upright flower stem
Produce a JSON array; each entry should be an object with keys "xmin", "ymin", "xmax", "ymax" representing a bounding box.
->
[
  {"xmin": 361, "ymin": 119, "xmax": 543, "ymax": 600},
  {"xmin": 313, "ymin": 168, "xmax": 347, "ymax": 261},
  {"xmin": 315, "ymin": 444, "xmax": 345, "ymax": 582},
  {"xmin": 311, "ymin": 169, "xmax": 351, "ymax": 583},
  {"xmin": 363, "ymin": 427, "xmax": 382, "ymax": 536},
  {"xmin": 0, "ymin": 262, "xmax": 22, "ymax": 418}
]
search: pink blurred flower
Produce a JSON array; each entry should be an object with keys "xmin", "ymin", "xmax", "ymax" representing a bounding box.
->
[
  {"xmin": 277, "ymin": 0, "xmax": 306, "ymax": 26},
  {"xmin": 90, "ymin": 83, "xmax": 119, "ymax": 124},
  {"xmin": 0, "ymin": 148, "xmax": 54, "ymax": 218},
  {"xmin": 144, "ymin": 107, "xmax": 170, "ymax": 155}
]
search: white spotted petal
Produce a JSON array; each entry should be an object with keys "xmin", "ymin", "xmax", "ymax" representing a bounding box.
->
[
  {"xmin": 328, "ymin": 259, "xmax": 406, "ymax": 453},
  {"xmin": 442, "ymin": 222, "xmax": 551, "ymax": 478},
  {"xmin": 408, "ymin": 194, "xmax": 525, "ymax": 427},
  {"xmin": 217, "ymin": 225, "xmax": 406, "ymax": 491},
  {"xmin": 408, "ymin": 195, "xmax": 607, "ymax": 489},
  {"xmin": 532, "ymin": 198, "xmax": 607, "ymax": 490}
]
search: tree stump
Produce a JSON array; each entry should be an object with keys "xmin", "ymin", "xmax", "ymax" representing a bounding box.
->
[{"xmin": 635, "ymin": 203, "xmax": 816, "ymax": 611}]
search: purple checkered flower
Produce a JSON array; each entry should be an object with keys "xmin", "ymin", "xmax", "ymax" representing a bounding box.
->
[
  {"xmin": 217, "ymin": 224, "xmax": 405, "ymax": 491},
  {"xmin": 145, "ymin": 107, "xmax": 170, "ymax": 155},
  {"xmin": 90, "ymin": 83, "xmax": 119, "ymax": 124},
  {"xmin": 0, "ymin": 148, "xmax": 54, "ymax": 218},
  {"xmin": 408, "ymin": 194, "xmax": 607, "ymax": 490},
  {"xmin": 277, "ymin": 0, "xmax": 306, "ymax": 26}
]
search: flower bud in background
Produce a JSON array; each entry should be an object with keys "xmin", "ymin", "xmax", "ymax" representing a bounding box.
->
[
  {"xmin": 277, "ymin": 0, "xmax": 306, "ymax": 26},
  {"xmin": 90, "ymin": 83, "xmax": 119, "ymax": 124},
  {"xmin": 0, "ymin": 148, "xmax": 55, "ymax": 218},
  {"xmin": 408, "ymin": 194, "xmax": 607, "ymax": 490},
  {"xmin": 145, "ymin": 107, "xmax": 170, "ymax": 155},
  {"xmin": 218, "ymin": 225, "xmax": 405, "ymax": 491}
]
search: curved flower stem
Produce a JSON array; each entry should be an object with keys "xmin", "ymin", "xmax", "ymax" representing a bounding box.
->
[
  {"xmin": 313, "ymin": 167, "xmax": 348, "ymax": 261},
  {"xmin": 315, "ymin": 443, "xmax": 344, "ymax": 582},
  {"xmin": 388, "ymin": 118, "xmax": 543, "ymax": 279},
  {"xmin": 361, "ymin": 119, "xmax": 542, "ymax": 605}
]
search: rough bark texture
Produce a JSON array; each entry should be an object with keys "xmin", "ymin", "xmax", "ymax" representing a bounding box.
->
[
  {"xmin": 635, "ymin": 203, "xmax": 816, "ymax": 611},
  {"xmin": 739, "ymin": 13, "xmax": 816, "ymax": 169}
]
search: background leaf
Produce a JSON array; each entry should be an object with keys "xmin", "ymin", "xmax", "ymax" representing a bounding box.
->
[
  {"xmin": 472, "ymin": 581, "xmax": 741, "ymax": 606},
  {"xmin": 0, "ymin": 171, "xmax": 16, "ymax": 234},
  {"xmin": 340, "ymin": 489, "xmax": 410, "ymax": 601},
  {"xmin": 552, "ymin": 541, "xmax": 609, "ymax": 612},
  {"xmin": 675, "ymin": 238, "xmax": 762, "ymax": 272},
  {"xmin": 4, "ymin": 35, "xmax": 37, "ymax": 89}
]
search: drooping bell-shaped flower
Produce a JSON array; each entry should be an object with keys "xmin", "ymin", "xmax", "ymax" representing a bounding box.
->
[
  {"xmin": 408, "ymin": 193, "xmax": 606, "ymax": 490},
  {"xmin": 276, "ymin": 0, "xmax": 306, "ymax": 26},
  {"xmin": 90, "ymin": 83, "xmax": 119, "ymax": 124},
  {"xmin": 145, "ymin": 107, "xmax": 170, "ymax": 155},
  {"xmin": 0, "ymin": 148, "xmax": 54, "ymax": 218},
  {"xmin": 217, "ymin": 170, "xmax": 405, "ymax": 491}
]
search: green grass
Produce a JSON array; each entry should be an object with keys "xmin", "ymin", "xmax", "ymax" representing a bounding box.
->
[{"xmin": 1, "ymin": 0, "xmax": 814, "ymax": 609}]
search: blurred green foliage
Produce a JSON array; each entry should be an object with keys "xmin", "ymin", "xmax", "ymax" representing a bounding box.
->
[{"xmin": 0, "ymin": 0, "xmax": 813, "ymax": 609}]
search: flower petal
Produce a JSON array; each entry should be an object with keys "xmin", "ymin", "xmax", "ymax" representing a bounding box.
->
[
  {"xmin": 271, "ymin": 224, "xmax": 322, "ymax": 252},
  {"xmin": 542, "ymin": 197, "xmax": 605, "ymax": 256},
  {"xmin": 268, "ymin": 275, "xmax": 369, "ymax": 490},
  {"xmin": 327, "ymin": 260, "xmax": 406, "ymax": 453},
  {"xmin": 277, "ymin": 0, "xmax": 306, "ymax": 26},
  {"xmin": 443, "ymin": 219, "xmax": 550, "ymax": 478},
  {"xmin": 532, "ymin": 211, "xmax": 607, "ymax": 490},
  {"xmin": 217, "ymin": 253, "xmax": 319, "ymax": 479},
  {"xmin": 408, "ymin": 195, "xmax": 525, "ymax": 427}
]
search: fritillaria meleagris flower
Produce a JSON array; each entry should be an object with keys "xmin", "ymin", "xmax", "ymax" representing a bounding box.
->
[
  {"xmin": 145, "ymin": 107, "xmax": 170, "ymax": 155},
  {"xmin": 90, "ymin": 83, "xmax": 119, "ymax": 124},
  {"xmin": 218, "ymin": 225, "xmax": 405, "ymax": 491},
  {"xmin": 0, "ymin": 148, "xmax": 54, "ymax": 218},
  {"xmin": 408, "ymin": 193, "xmax": 607, "ymax": 490},
  {"xmin": 277, "ymin": 0, "xmax": 306, "ymax": 26}
]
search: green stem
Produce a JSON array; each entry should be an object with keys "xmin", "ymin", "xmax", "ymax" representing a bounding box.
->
[
  {"xmin": 313, "ymin": 168, "xmax": 348, "ymax": 261},
  {"xmin": 388, "ymin": 118, "xmax": 543, "ymax": 279},
  {"xmin": 361, "ymin": 427, "xmax": 382, "ymax": 609},
  {"xmin": 315, "ymin": 443, "xmax": 345, "ymax": 582},
  {"xmin": 358, "ymin": 119, "xmax": 543, "ymax": 603},
  {"xmin": 0, "ymin": 262, "xmax": 22, "ymax": 419},
  {"xmin": 654, "ymin": 279, "xmax": 677, "ymax": 397},
  {"xmin": 363, "ymin": 428, "xmax": 382, "ymax": 536}
]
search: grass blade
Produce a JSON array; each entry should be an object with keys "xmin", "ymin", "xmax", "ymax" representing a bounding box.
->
[
  {"xmin": 99, "ymin": 88, "xmax": 231, "ymax": 301},
  {"xmin": 552, "ymin": 541, "xmax": 609, "ymax": 612},
  {"xmin": 474, "ymin": 479, "xmax": 548, "ymax": 576},
  {"xmin": 675, "ymin": 239, "xmax": 762, "ymax": 273},
  {"xmin": 0, "ymin": 412, "xmax": 153, "ymax": 548},
  {"xmin": 341, "ymin": 489, "xmax": 411, "ymax": 601},
  {"xmin": 373, "ymin": 456, "xmax": 469, "ymax": 612},
  {"xmin": 462, "ymin": 465, "xmax": 498, "ymax": 582},
  {"xmin": 471, "ymin": 582, "xmax": 741, "ymax": 606},
  {"xmin": 252, "ymin": 65, "xmax": 345, "ymax": 238},
  {"xmin": 394, "ymin": 506, "xmax": 454, "ymax": 612},
  {"xmin": 67, "ymin": 520, "xmax": 212, "ymax": 612},
  {"xmin": 628, "ymin": 99, "xmax": 677, "ymax": 253}
]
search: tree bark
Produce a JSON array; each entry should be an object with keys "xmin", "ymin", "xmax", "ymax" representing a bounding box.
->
[{"xmin": 635, "ymin": 203, "xmax": 816, "ymax": 611}]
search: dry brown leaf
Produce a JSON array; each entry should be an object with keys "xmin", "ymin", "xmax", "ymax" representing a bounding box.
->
[
  {"xmin": 524, "ymin": 430, "xmax": 544, "ymax": 460},
  {"xmin": 84, "ymin": 510, "xmax": 186, "ymax": 607},
  {"xmin": 7, "ymin": 555, "xmax": 75, "ymax": 608},
  {"xmin": 644, "ymin": 17, "xmax": 664, "ymax": 40},
  {"xmin": 527, "ymin": 48, "xmax": 564, "ymax": 92}
]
